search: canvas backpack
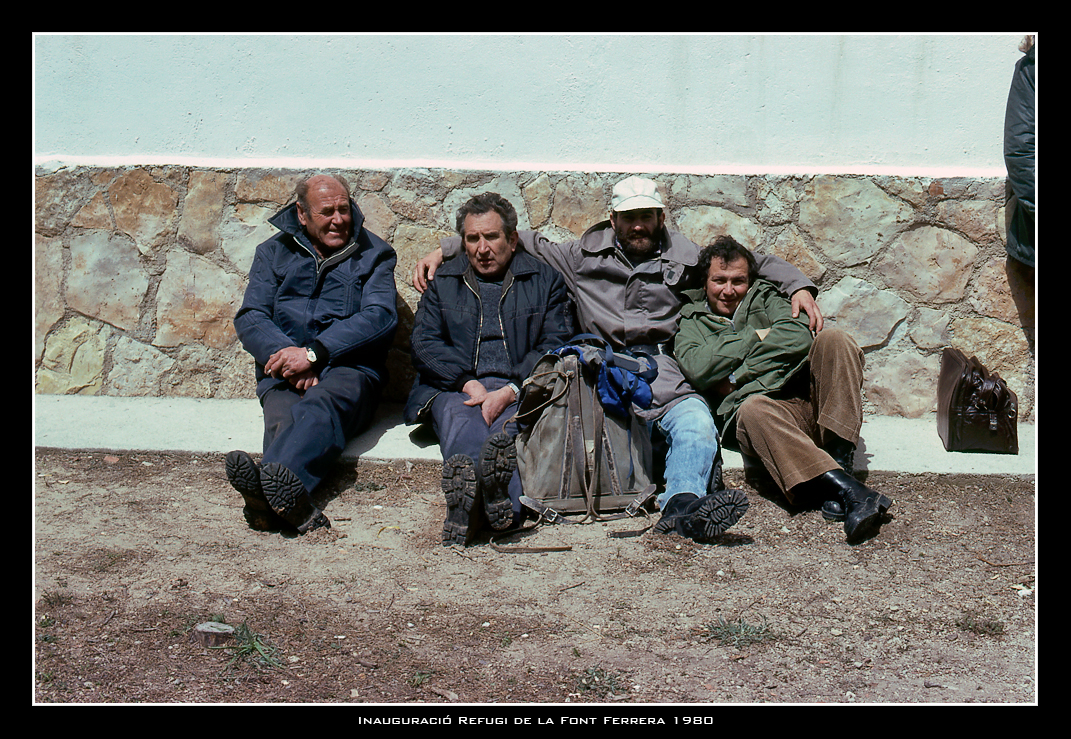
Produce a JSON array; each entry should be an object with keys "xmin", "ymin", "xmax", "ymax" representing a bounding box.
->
[{"xmin": 513, "ymin": 336, "xmax": 659, "ymax": 524}]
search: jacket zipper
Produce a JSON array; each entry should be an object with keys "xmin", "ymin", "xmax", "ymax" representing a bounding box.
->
[{"xmin": 464, "ymin": 269, "xmax": 516, "ymax": 373}]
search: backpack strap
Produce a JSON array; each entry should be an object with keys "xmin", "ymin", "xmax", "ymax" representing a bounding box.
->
[
  {"xmin": 565, "ymin": 353, "xmax": 608, "ymax": 524},
  {"xmin": 520, "ymin": 484, "xmax": 657, "ymax": 527}
]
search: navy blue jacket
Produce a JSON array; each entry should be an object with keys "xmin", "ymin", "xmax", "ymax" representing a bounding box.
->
[
  {"xmin": 404, "ymin": 249, "xmax": 573, "ymax": 424},
  {"xmin": 1003, "ymin": 43, "xmax": 1035, "ymax": 268},
  {"xmin": 234, "ymin": 200, "xmax": 398, "ymax": 398}
]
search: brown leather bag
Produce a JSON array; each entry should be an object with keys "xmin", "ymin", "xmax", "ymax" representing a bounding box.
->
[{"xmin": 937, "ymin": 347, "xmax": 1019, "ymax": 454}]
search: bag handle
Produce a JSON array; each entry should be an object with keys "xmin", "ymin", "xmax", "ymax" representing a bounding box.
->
[{"xmin": 512, "ymin": 367, "xmax": 571, "ymax": 426}]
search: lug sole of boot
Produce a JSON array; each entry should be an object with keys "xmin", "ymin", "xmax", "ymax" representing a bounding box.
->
[
  {"xmin": 479, "ymin": 433, "xmax": 516, "ymax": 531},
  {"xmin": 686, "ymin": 488, "xmax": 750, "ymax": 540},
  {"xmin": 656, "ymin": 490, "xmax": 750, "ymax": 542},
  {"xmin": 226, "ymin": 451, "xmax": 290, "ymax": 531},
  {"xmin": 442, "ymin": 455, "xmax": 483, "ymax": 546},
  {"xmin": 260, "ymin": 463, "xmax": 306, "ymax": 515},
  {"xmin": 260, "ymin": 463, "xmax": 330, "ymax": 534},
  {"xmin": 225, "ymin": 450, "xmax": 262, "ymax": 496}
]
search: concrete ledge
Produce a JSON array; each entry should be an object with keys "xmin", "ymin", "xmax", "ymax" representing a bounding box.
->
[{"xmin": 33, "ymin": 395, "xmax": 1036, "ymax": 477}]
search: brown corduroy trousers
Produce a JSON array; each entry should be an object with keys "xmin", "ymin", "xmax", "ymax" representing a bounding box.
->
[{"xmin": 734, "ymin": 329, "xmax": 864, "ymax": 501}]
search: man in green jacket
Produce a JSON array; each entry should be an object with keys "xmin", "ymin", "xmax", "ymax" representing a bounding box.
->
[{"xmin": 674, "ymin": 236, "xmax": 892, "ymax": 544}]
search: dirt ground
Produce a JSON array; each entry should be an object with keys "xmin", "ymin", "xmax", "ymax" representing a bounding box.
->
[{"xmin": 33, "ymin": 447, "xmax": 1036, "ymax": 708}]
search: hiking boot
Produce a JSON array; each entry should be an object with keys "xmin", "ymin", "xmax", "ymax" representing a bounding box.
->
[
  {"xmin": 653, "ymin": 489, "xmax": 750, "ymax": 542},
  {"xmin": 225, "ymin": 450, "xmax": 289, "ymax": 531},
  {"xmin": 259, "ymin": 462, "xmax": 331, "ymax": 534},
  {"xmin": 479, "ymin": 432, "xmax": 517, "ymax": 531},
  {"xmin": 441, "ymin": 454, "xmax": 485, "ymax": 546}
]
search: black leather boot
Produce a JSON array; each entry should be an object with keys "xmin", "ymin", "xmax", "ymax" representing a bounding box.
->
[
  {"xmin": 824, "ymin": 435, "xmax": 857, "ymax": 474},
  {"xmin": 818, "ymin": 436, "xmax": 857, "ymax": 522},
  {"xmin": 653, "ymin": 489, "xmax": 750, "ymax": 542},
  {"xmin": 814, "ymin": 470, "xmax": 892, "ymax": 543}
]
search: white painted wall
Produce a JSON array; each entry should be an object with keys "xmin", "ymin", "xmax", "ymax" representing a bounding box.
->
[{"xmin": 33, "ymin": 33, "xmax": 1032, "ymax": 176}]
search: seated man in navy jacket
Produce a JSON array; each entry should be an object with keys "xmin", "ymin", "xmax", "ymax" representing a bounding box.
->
[
  {"xmin": 406, "ymin": 192, "xmax": 573, "ymax": 546},
  {"xmin": 226, "ymin": 174, "xmax": 398, "ymax": 535}
]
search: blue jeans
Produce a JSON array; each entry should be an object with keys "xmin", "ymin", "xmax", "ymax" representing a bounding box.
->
[{"xmin": 652, "ymin": 396, "xmax": 720, "ymax": 510}]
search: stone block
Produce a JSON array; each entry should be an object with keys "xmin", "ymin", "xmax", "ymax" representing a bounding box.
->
[
  {"xmin": 109, "ymin": 169, "xmax": 178, "ymax": 253},
  {"xmin": 105, "ymin": 336, "xmax": 176, "ymax": 396},
  {"xmin": 876, "ymin": 226, "xmax": 978, "ymax": 303},
  {"xmin": 36, "ymin": 318, "xmax": 110, "ymax": 395},
  {"xmin": 551, "ymin": 175, "xmax": 607, "ymax": 237},
  {"xmin": 800, "ymin": 176, "xmax": 913, "ymax": 266},
  {"xmin": 676, "ymin": 205, "xmax": 762, "ymax": 252},
  {"xmin": 154, "ymin": 250, "xmax": 242, "ymax": 350},
  {"xmin": 820, "ymin": 276, "xmax": 909, "ymax": 349},
  {"xmin": 66, "ymin": 231, "xmax": 150, "ymax": 333},
  {"xmin": 35, "ymin": 235, "xmax": 64, "ymax": 360},
  {"xmin": 864, "ymin": 349, "xmax": 941, "ymax": 418},
  {"xmin": 177, "ymin": 170, "xmax": 227, "ymax": 255}
]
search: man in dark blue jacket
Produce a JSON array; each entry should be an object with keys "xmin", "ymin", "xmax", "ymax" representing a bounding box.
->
[
  {"xmin": 406, "ymin": 193, "xmax": 573, "ymax": 545},
  {"xmin": 227, "ymin": 174, "xmax": 398, "ymax": 535}
]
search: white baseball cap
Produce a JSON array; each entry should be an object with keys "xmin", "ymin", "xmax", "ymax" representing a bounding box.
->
[{"xmin": 611, "ymin": 176, "xmax": 665, "ymax": 213}]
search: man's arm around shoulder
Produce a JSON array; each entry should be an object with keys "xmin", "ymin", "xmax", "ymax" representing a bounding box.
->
[{"xmin": 754, "ymin": 253, "xmax": 824, "ymax": 332}]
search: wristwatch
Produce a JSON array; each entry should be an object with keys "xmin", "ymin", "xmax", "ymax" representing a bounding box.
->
[{"xmin": 306, "ymin": 347, "xmax": 318, "ymax": 364}]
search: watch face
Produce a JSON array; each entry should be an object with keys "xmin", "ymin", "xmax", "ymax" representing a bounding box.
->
[{"xmin": 306, "ymin": 349, "xmax": 317, "ymax": 363}]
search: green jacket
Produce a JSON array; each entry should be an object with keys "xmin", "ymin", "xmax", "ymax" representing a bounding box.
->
[{"xmin": 674, "ymin": 280, "xmax": 814, "ymax": 439}]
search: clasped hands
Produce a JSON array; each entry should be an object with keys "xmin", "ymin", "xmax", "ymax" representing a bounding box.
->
[
  {"xmin": 462, "ymin": 379, "xmax": 516, "ymax": 426},
  {"xmin": 265, "ymin": 346, "xmax": 319, "ymax": 391}
]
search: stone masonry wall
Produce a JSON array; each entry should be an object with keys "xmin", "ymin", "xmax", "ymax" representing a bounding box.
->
[{"xmin": 34, "ymin": 166, "xmax": 1036, "ymax": 421}]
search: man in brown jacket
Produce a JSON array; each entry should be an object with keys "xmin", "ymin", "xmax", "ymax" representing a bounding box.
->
[{"xmin": 414, "ymin": 176, "xmax": 822, "ymax": 542}]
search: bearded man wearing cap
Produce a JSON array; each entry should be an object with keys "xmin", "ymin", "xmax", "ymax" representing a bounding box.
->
[{"xmin": 413, "ymin": 176, "xmax": 822, "ymax": 543}]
